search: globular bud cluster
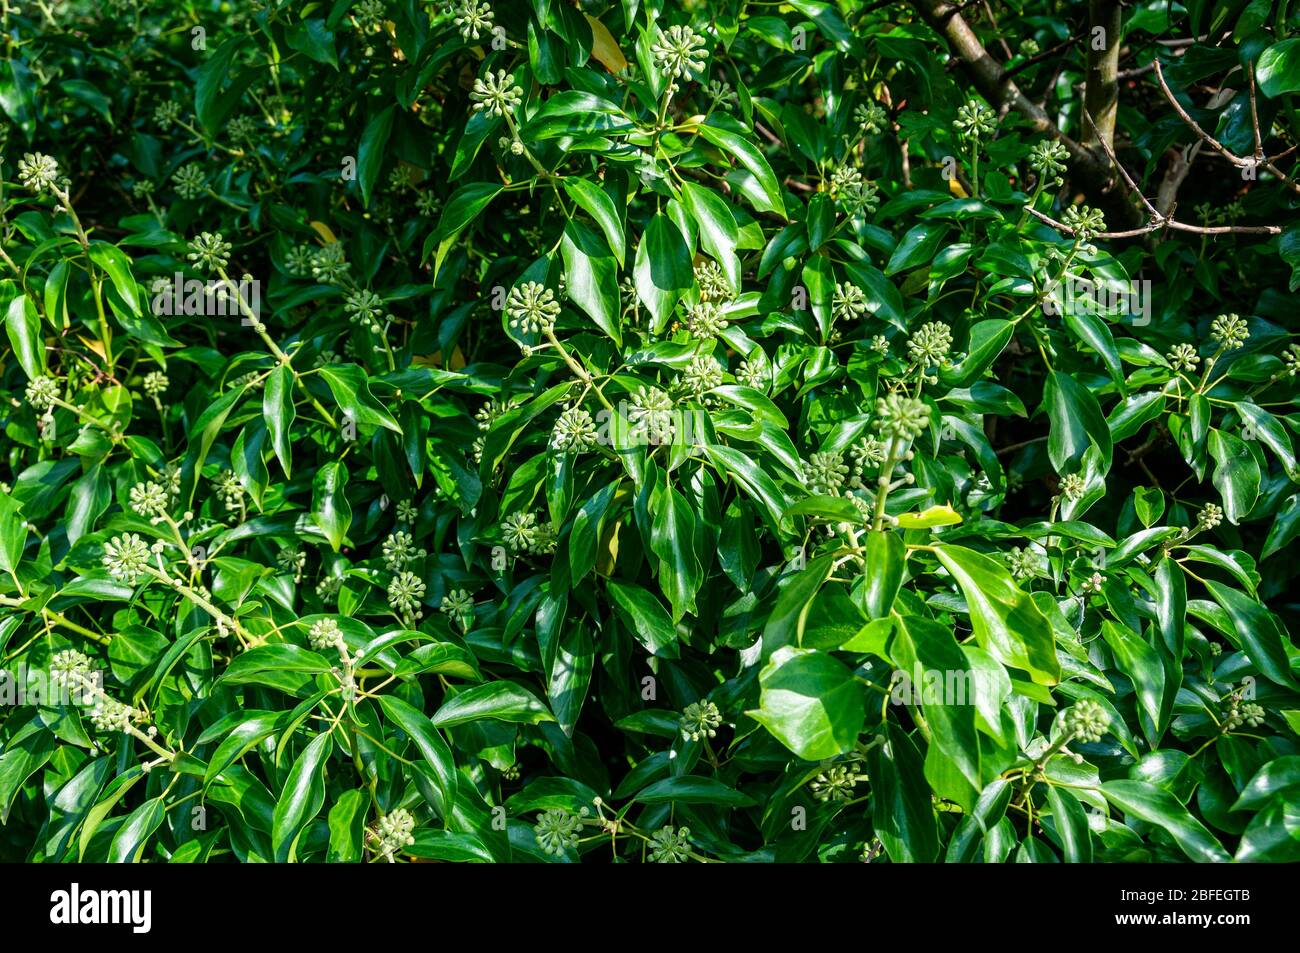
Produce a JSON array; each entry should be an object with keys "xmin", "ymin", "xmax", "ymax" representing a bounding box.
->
[
  {"xmin": 469, "ymin": 70, "xmax": 523, "ymax": 119},
  {"xmin": 533, "ymin": 807, "xmax": 588, "ymax": 855},
  {"xmin": 1027, "ymin": 139, "xmax": 1069, "ymax": 187},
  {"xmin": 500, "ymin": 511, "xmax": 556, "ymax": 556},
  {"xmin": 629, "ymin": 385, "xmax": 676, "ymax": 443},
  {"xmin": 143, "ymin": 371, "xmax": 170, "ymax": 398},
  {"xmin": 874, "ymin": 392, "xmax": 931, "ymax": 441},
  {"xmin": 452, "ymin": 0, "xmax": 494, "ymax": 41},
  {"xmin": 50, "ymin": 649, "xmax": 97, "ymax": 698},
  {"xmin": 648, "ymin": 825, "xmax": 693, "ymax": 863},
  {"xmin": 1064, "ymin": 699, "xmax": 1109, "ymax": 743},
  {"xmin": 89, "ymin": 695, "xmax": 148, "ymax": 735},
  {"xmin": 129, "ymin": 481, "xmax": 170, "ymax": 520},
  {"xmin": 506, "ymin": 281, "xmax": 561, "ymax": 335},
  {"xmin": 17, "ymin": 152, "xmax": 61, "ymax": 192},
  {"xmin": 685, "ymin": 299, "xmax": 728, "ymax": 340},
  {"xmin": 308, "ymin": 618, "xmax": 346, "ymax": 653},
  {"xmin": 25, "ymin": 375, "xmax": 61, "ymax": 413},
  {"xmin": 1281, "ymin": 342, "xmax": 1300, "ymax": 377},
  {"xmin": 311, "ymin": 243, "xmax": 349, "ymax": 284},
  {"xmin": 679, "ymin": 700, "xmax": 722, "ymax": 741},
  {"xmin": 694, "ymin": 261, "xmax": 731, "ymax": 301},
  {"xmin": 906, "ymin": 321, "xmax": 953, "ymax": 373},
  {"xmin": 650, "ymin": 24, "xmax": 708, "ymax": 82},
  {"xmin": 855, "ymin": 101, "xmax": 888, "ymax": 136},
  {"xmin": 1210, "ymin": 313, "xmax": 1250, "ymax": 351},
  {"xmin": 387, "ymin": 571, "xmax": 427, "ymax": 626},
  {"xmin": 373, "ymin": 808, "xmax": 417, "ymax": 859},
  {"xmin": 1166, "ymin": 342, "xmax": 1200, "ymax": 373},
  {"xmin": 803, "ymin": 450, "xmax": 850, "ymax": 497},
  {"xmin": 154, "ymin": 100, "xmax": 182, "ymax": 130},
  {"xmin": 1057, "ymin": 472, "xmax": 1087, "ymax": 503},
  {"xmin": 551, "ymin": 406, "xmax": 599, "ymax": 453},
  {"xmin": 735, "ymin": 353, "xmax": 769, "ymax": 390},
  {"xmin": 102, "ymin": 533, "xmax": 153, "ymax": 584},
  {"xmin": 954, "ymin": 99, "xmax": 996, "ymax": 140},
  {"xmin": 278, "ymin": 546, "xmax": 307, "ymax": 582},
  {"xmin": 832, "ymin": 282, "xmax": 868, "ymax": 322},
  {"xmin": 1223, "ymin": 695, "xmax": 1266, "ymax": 731},
  {"xmin": 382, "ymin": 531, "xmax": 427, "ymax": 572},
  {"xmin": 1004, "ymin": 546, "xmax": 1040, "ymax": 582},
  {"xmin": 1079, "ymin": 571, "xmax": 1105, "ymax": 594},
  {"xmin": 439, "ymin": 589, "xmax": 475, "ymax": 629},
  {"xmin": 828, "ymin": 165, "xmax": 880, "ymax": 214},
  {"xmin": 1196, "ymin": 502, "xmax": 1224, "ymax": 531},
  {"xmin": 344, "ymin": 289, "xmax": 386, "ymax": 333},
  {"xmin": 679, "ymin": 354, "xmax": 724, "ymax": 402},
  {"xmin": 215, "ymin": 470, "xmax": 245, "ymax": 512},
  {"xmin": 172, "ymin": 163, "xmax": 207, "ymax": 200},
  {"xmin": 810, "ymin": 763, "xmax": 862, "ymax": 802},
  {"xmin": 848, "ymin": 436, "xmax": 886, "ymax": 489},
  {"xmin": 1060, "ymin": 204, "xmax": 1106, "ymax": 243}
]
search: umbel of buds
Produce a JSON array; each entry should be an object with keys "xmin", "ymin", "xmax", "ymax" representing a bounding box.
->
[
  {"xmin": 506, "ymin": 281, "xmax": 561, "ymax": 335},
  {"xmin": 1210, "ymin": 313, "xmax": 1250, "ymax": 350},
  {"xmin": 103, "ymin": 533, "xmax": 152, "ymax": 584},
  {"xmin": 1027, "ymin": 139, "xmax": 1069, "ymax": 186},
  {"xmin": 1196, "ymin": 502, "xmax": 1223, "ymax": 531},
  {"xmin": 874, "ymin": 392, "xmax": 930, "ymax": 441},
  {"xmin": 1061, "ymin": 204, "xmax": 1106, "ymax": 242},
  {"xmin": 387, "ymin": 571, "xmax": 426, "ymax": 625},
  {"xmin": 18, "ymin": 152, "xmax": 60, "ymax": 192},
  {"xmin": 25, "ymin": 375, "xmax": 60, "ymax": 412},
  {"xmin": 810, "ymin": 764, "xmax": 861, "ymax": 802},
  {"xmin": 373, "ymin": 808, "xmax": 417, "ymax": 860},
  {"xmin": 650, "ymin": 24, "xmax": 708, "ymax": 81},
  {"xmin": 453, "ymin": 0, "xmax": 494, "ymax": 41},
  {"xmin": 439, "ymin": 589, "xmax": 475, "ymax": 628},
  {"xmin": 679, "ymin": 700, "xmax": 722, "ymax": 741},
  {"xmin": 954, "ymin": 100, "xmax": 996, "ymax": 140},
  {"xmin": 648, "ymin": 825, "xmax": 693, "ymax": 863},
  {"xmin": 803, "ymin": 451, "xmax": 849, "ymax": 497},
  {"xmin": 308, "ymin": 618, "xmax": 346, "ymax": 652},
  {"xmin": 1223, "ymin": 696, "xmax": 1265, "ymax": 731},
  {"xmin": 129, "ymin": 481, "xmax": 170, "ymax": 519},
  {"xmin": 1064, "ymin": 699, "xmax": 1109, "ymax": 743},
  {"xmin": 382, "ymin": 530, "xmax": 426, "ymax": 571},
  {"xmin": 187, "ymin": 232, "xmax": 232, "ymax": 272},
  {"xmin": 906, "ymin": 321, "xmax": 953, "ymax": 368},
  {"xmin": 832, "ymin": 282, "xmax": 868, "ymax": 322},
  {"xmin": 551, "ymin": 406, "xmax": 599, "ymax": 452},
  {"xmin": 470, "ymin": 70, "xmax": 524, "ymax": 119},
  {"xmin": 533, "ymin": 807, "xmax": 588, "ymax": 855}
]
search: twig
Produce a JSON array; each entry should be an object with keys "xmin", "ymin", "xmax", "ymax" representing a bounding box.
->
[
  {"xmin": 1026, "ymin": 205, "xmax": 1281, "ymax": 238},
  {"xmin": 1152, "ymin": 58, "xmax": 1300, "ymax": 195}
]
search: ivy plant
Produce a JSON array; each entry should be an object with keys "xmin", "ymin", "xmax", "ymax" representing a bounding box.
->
[{"xmin": 1, "ymin": 0, "xmax": 1299, "ymax": 864}]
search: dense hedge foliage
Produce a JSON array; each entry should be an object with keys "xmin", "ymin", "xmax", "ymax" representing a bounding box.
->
[{"xmin": 1, "ymin": 0, "xmax": 1299, "ymax": 864}]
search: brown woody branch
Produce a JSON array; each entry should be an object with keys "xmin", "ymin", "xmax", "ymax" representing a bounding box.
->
[
  {"xmin": 1152, "ymin": 58, "xmax": 1300, "ymax": 196},
  {"xmin": 1025, "ymin": 205, "xmax": 1281, "ymax": 238},
  {"xmin": 912, "ymin": 0, "xmax": 1104, "ymax": 176}
]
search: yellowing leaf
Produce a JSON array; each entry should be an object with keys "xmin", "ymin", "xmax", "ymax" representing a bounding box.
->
[
  {"xmin": 895, "ymin": 504, "xmax": 963, "ymax": 529},
  {"xmin": 948, "ymin": 177, "xmax": 968, "ymax": 198},
  {"xmin": 309, "ymin": 221, "xmax": 338, "ymax": 245},
  {"xmin": 596, "ymin": 519, "xmax": 621, "ymax": 576},
  {"xmin": 585, "ymin": 15, "xmax": 628, "ymax": 74}
]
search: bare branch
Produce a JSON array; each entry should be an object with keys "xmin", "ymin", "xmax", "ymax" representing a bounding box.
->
[
  {"xmin": 912, "ymin": 0, "xmax": 1104, "ymax": 176},
  {"xmin": 1152, "ymin": 58, "xmax": 1300, "ymax": 196},
  {"xmin": 1026, "ymin": 205, "xmax": 1282, "ymax": 238}
]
